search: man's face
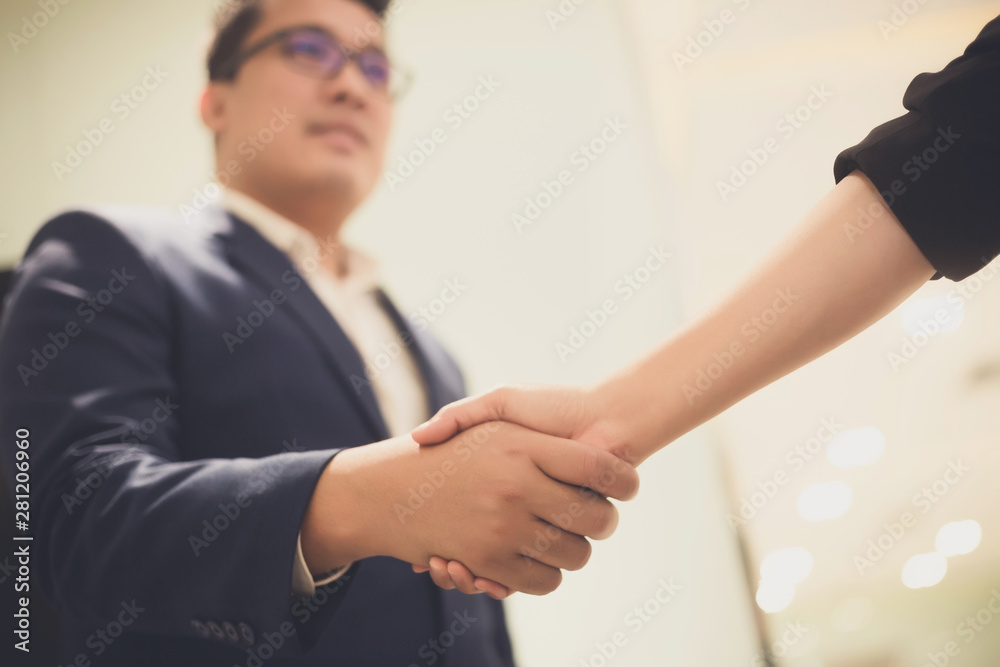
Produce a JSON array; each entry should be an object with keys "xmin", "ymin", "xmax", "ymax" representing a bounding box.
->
[{"xmin": 209, "ymin": 0, "xmax": 393, "ymax": 206}]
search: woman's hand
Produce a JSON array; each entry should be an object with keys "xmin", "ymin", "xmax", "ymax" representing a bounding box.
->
[{"xmin": 411, "ymin": 383, "xmax": 634, "ymax": 461}]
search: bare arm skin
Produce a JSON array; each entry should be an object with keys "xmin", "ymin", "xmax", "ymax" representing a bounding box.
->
[{"xmin": 411, "ymin": 171, "xmax": 936, "ymax": 597}]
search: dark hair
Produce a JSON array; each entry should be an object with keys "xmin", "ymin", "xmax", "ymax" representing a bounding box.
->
[{"xmin": 207, "ymin": 0, "xmax": 390, "ymax": 81}]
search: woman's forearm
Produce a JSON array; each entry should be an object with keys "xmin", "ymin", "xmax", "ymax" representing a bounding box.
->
[{"xmin": 598, "ymin": 171, "xmax": 936, "ymax": 464}]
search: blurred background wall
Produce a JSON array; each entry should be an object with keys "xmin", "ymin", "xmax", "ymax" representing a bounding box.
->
[{"xmin": 2, "ymin": 1, "xmax": 999, "ymax": 665}]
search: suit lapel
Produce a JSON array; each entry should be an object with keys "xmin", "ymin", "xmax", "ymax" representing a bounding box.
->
[
  {"xmin": 210, "ymin": 209, "xmax": 390, "ymax": 441},
  {"xmin": 205, "ymin": 207, "xmax": 466, "ymax": 440},
  {"xmin": 374, "ymin": 289, "xmax": 465, "ymax": 415}
]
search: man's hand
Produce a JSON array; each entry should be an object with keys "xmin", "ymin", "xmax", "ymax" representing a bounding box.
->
[
  {"xmin": 300, "ymin": 422, "xmax": 639, "ymax": 596},
  {"xmin": 408, "ymin": 385, "xmax": 642, "ymax": 599}
]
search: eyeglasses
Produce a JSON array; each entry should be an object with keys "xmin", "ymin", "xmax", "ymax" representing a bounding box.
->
[{"xmin": 218, "ymin": 25, "xmax": 412, "ymax": 100}]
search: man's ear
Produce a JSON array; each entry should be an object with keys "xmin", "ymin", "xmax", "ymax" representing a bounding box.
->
[{"xmin": 199, "ymin": 84, "xmax": 230, "ymax": 136}]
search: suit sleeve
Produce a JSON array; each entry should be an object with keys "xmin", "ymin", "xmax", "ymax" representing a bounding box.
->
[
  {"xmin": 0, "ymin": 212, "xmax": 353, "ymax": 656},
  {"xmin": 833, "ymin": 13, "xmax": 1000, "ymax": 282}
]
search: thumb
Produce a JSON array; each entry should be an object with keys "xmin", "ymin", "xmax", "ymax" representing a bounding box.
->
[
  {"xmin": 410, "ymin": 390, "xmax": 507, "ymax": 446},
  {"xmin": 409, "ymin": 414, "xmax": 455, "ymax": 446}
]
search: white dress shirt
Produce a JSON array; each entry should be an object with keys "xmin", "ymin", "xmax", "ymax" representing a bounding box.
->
[{"xmin": 222, "ymin": 188, "xmax": 431, "ymax": 597}]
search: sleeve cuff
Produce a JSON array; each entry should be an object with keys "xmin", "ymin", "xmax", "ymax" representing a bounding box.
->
[
  {"xmin": 832, "ymin": 51, "xmax": 1000, "ymax": 282},
  {"xmin": 291, "ymin": 530, "xmax": 353, "ymax": 597}
]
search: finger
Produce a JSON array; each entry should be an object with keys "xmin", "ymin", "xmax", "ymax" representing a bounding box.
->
[
  {"xmin": 529, "ymin": 488, "xmax": 620, "ymax": 541},
  {"xmin": 473, "ymin": 576, "xmax": 510, "ymax": 600},
  {"xmin": 516, "ymin": 519, "xmax": 593, "ymax": 572},
  {"xmin": 428, "ymin": 556, "xmax": 457, "ymax": 591},
  {"xmin": 446, "ymin": 560, "xmax": 484, "ymax": 595},
  {"xmin": 452, "ymin": 542, "xmax": 563, "ymax": 596},
  {"xmin": 529, "ymin": 436, "xmax": 640, "ymax": 502},
  {"xmin": 411, "ymin": 389, "xmax": 508, "ymax": 446},
  {"xmin": 412, "ymin": 564, "xmax": 430, "ymax": 573},
  {"xmin": 492, "ymin": 555, "xmax": 563, "ymax": 596}
]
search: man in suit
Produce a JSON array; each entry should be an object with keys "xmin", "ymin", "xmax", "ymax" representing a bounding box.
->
[{"xmin": 0, "ymin": 0, "xmax": 639, "ymax": 664}]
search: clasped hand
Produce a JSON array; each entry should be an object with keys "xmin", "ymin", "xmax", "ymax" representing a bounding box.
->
[{"xmin": 407, "ymin": 384, "xmax": 638, "ymax": 600}]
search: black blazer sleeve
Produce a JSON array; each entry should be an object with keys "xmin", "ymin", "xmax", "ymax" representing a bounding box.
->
[
  {"xmin": 833, "ymin": 13, "xmax": 1000, "ymax": 282},
  {"xmin": 0, "ymin": 213, "xmax": 348, "ymax": 656}
]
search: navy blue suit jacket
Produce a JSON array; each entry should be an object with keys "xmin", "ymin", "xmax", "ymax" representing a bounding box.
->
[{"xmin": 0, "ymin": 206, "xmax": 515, "ymax": 666}]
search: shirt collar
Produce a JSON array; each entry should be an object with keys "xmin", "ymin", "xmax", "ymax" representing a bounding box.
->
[{"xmin": 221, "ymin": 187, "xmax": 380, "ymax": 293}]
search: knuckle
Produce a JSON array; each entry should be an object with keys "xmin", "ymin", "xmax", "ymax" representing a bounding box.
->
[
  {"xmin": 514, "ymin": 558, "xmax": 556, "ymax": 596},
  {"xmin": 480, "ymin": 421, "xmax": 514, "ymax": 455},
  {"xmin": 490, "ymin": 386, "xmax": 511, "ymax": 416},
  {"xmin": 472, "ymin": 420, "xmax": 503, "ymax": 444},
  {"xmin": 483, "ymin": 514, "xmax": 509, "ymax": 541},
  {"xmin": 492, "ymin": 483, "xmax": 524, "ymax": 507},
  {"xmin": 522, "ymin": 565, "xmax": 561, "ymax": 596}
]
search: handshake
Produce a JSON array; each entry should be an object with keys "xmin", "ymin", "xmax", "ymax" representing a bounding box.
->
[{"xmin": 302, "ymin": 383, "xmax": 647, "ymax": 601}]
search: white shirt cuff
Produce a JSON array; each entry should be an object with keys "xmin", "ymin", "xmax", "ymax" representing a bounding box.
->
[{"xmin": 291, "ymin": 530, "xmax": 352, "ymax": 597}]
